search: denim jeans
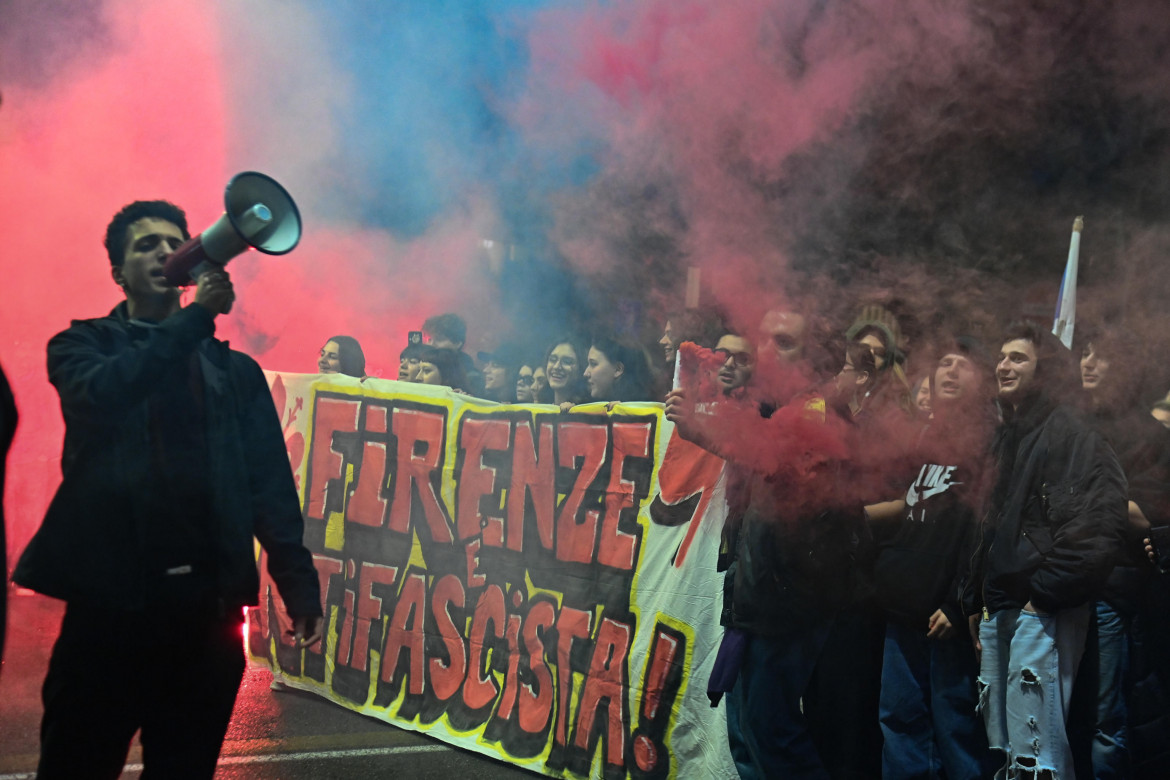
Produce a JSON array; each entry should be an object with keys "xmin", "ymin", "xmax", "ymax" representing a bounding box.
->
[
  {"xmin": 880, "ymin": 620, "xmax": 992, "ymax": 779},
  {"xmin": 978, "ymin": 604, "xmax": 1090, "ymax": 779},
  {"xmin": 725, "ymin": 620, "xmax": 834, "ymax": 779},
  {"xmin": 1091, "ymin": 600, "xmax": 1130, "ymax": 779}
]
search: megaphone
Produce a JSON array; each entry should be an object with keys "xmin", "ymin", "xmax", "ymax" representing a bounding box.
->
[{"xmin": 163, "ymin": 171, "xmax": 302, "ymax": 286}]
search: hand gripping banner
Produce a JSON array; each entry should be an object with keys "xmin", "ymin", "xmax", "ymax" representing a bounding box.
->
[{"xmin": 250, "ymin": 373, "xmax": 737, "ymax": 778}]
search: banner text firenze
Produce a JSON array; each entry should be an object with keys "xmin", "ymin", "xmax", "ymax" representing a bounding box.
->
[{"xmin": 253, "ymin": 389, "xmax": 692, "ymax": 779}]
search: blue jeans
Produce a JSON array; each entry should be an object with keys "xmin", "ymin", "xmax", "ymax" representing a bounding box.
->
[
  {"xmin": 978, "ymin": 604, "xmax": 1090, "ymax": 780},
  {"xmin": 726, "ymin": 621, "xmax": 834, "ymax": 779},
  {"xmin": 880, "ymin": 620, "xmax": 992, "ymax": 779},
  {"xmin": 1092, "ymin": 600, "xmax": 1130, "ymax": 779}
]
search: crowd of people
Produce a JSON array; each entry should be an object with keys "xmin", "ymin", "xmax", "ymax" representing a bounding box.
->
[
  {"xmin": 12, "ymin": 194, "xmax": 1170, "ymax": 779},
  {"xmin": 316, "ymin": 313, "xmax": 661, "ymax": 407},
  {"xmin": 320, "ymin": 300, "xmax": 1170, "ymax": 780}
]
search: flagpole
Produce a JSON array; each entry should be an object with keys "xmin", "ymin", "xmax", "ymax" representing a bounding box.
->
[{"xmin": 1053, "ymin": 216, "xmax": 1083, "ymax": 349}]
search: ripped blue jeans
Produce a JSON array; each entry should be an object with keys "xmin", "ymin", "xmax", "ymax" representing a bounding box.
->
[{"xmin": 978, "ymin": 604, "xmax": 1090, "ymax": 779}]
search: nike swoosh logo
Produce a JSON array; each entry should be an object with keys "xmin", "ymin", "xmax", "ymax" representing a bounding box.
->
[{"xmin": 919, "ymin": 480, "xmax": 962, "ymax": 502}]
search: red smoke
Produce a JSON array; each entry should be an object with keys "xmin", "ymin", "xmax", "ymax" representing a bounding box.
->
[
  {"xmin": 0, "ymin": 1, "xmax": 507, "ymax": 566},
  {"xmin": 520, "ymin": 0, "xmax": 927, "ymax": 322},
  {"xmin": 0, "ymin": 1, "xmax": 230, "ymax": 564}
]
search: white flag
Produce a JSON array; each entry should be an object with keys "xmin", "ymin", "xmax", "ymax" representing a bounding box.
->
[{"xmin": 1053, "ymin": 217, "xmax": 1083, "ymax": 350}]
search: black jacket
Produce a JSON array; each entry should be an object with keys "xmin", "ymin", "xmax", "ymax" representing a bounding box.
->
[
  {"xmin": 14, "ymin": 302, "xmax": 321, "ymax": 618},
  {"xmin": 966, "ymin": 400, "xmax": 1127, "ymax": 615},
  {"xmin": 713, "ymin": 394, "xmax": 857, "ymax": 636},
  {"xmin": 1092, "ymin": 406, "xmax": 1170, "ymax": 615}
]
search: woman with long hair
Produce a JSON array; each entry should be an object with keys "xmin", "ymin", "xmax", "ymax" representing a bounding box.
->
[
  {"xmin": 536, "ymin": 336, "xmax": 588, "ymax": 407},
  {"xmin": 585, "ymin": 335, "xmax": 654, "ymax": 403},
  {"xmin": 318, "ymin": 335, "xmax": 366, "ymax": 378},
  {"xmin": 412, "ymin": 345, "xmax": 467, "ymax": 392}
]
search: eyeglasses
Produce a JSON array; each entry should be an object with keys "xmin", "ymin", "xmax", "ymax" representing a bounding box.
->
[{"xmin": 714, "ymin": 348, "xmax": 753, "ymax": 368}]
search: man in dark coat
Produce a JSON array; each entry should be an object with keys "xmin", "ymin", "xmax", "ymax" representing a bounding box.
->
[
  {"xmin": 965, "ymin": 321, "xmax": 1127, "ymax": 780},
  {"xmin": 13, "ymin": 200, "xmax": 322, "ymax": 779},
  {"xmin": 1075, "ymin": 326, "xmax": 1170, "ymax": 778}
]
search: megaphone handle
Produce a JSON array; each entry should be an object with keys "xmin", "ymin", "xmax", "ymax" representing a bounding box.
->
[
  {"xmin": 189, "ymin": 259, "xmax": 228, "ymax": 280},
  {"xmin": 193, "ymin": 267, "xmax": 234, "ymax": 316}
]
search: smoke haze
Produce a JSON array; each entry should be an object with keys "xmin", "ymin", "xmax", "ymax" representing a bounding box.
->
[{"xmin": 5, "ymin": 0, "xmax": 1170, "ymax": 561}]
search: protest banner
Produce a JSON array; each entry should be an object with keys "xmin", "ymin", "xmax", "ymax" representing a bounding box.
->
[{"xmin": 249, "ymin": 373, "xmax": 736, "ymax": 778}]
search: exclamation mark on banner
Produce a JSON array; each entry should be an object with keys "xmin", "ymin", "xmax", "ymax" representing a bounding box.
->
[{"xmin": 631, "ymin": 624, "xmax": 687, "ymax": 777}]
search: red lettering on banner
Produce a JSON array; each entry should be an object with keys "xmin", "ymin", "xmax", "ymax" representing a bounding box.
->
[
  {"xmin": 309, "ymin": 555, "xmax": 343, "ymax": 655},
  {"xmin": 337, "ymin": 586, "xmax": 356, "ymax": 668},
  {"xmin": 259, "ymin": 381, "xmax": 694, "ymax": 774},
  {"xmin": 311, "ymin": 554, "xmax": 344, "ymax": 603},
  {"xmin": 553, "ymin": 606, "xmax": 594, "ymax": 746},
  {"xmin": 463, "ymin": 584, "xmax": 506, "ymax": 710},
  {"xmin": 555, "ymin": 423, "xmax": 608, "ymax": 565},
  {"xmin": 429, "ymin": 574, "xmax": 468, "ymax": 702},
  {"xmin": 574, "ymin": 617, "xmax": 632, "ymax": 766},
  {"xmin": 456, "ymin": 418, "xmax": 510, "ymax": 543},
  {"xmin": 255, "ymin": 549, "xmax": 289, "ymax": 645},
  {"xmin": 641, "ymin": 629, "xmax": 679, "ymax": 721},
  {"xmin": 464, "ymin": 538, "xmax": 486, "ymax": 588},
  {"xmin": 381, "ymin": 572, "xmax": 427, "ymax": 695},
  {"xmin": 347, "ymin": 404, "xmax": 390, "ymax": 527},
  {"xmin": 650, "ymin": 429, "xmax": 726, "ymax": 568},
  {"xmin": 631, "ymin": 624, "xmax": 688, "ymax": 774},
  {"xmin": 598, "ymin": 421, "xmax": 650, "ymax": 571},
  {"xmin": 519, "ymin": 600, "xmax": 556, "ymax": 735},
  {"xmin": 350, "ymin": 562, "xmax": 399, "ymax": 672},
  {"xmin": 508, "ymin": 420, "xmax": 556, "ymax": 553},
  {"xmin": 495, "ymin": 610, "xmax": 524, "ymax": 721},
  {"xmin": 388, "ymin": 408, "xmax": 453, "ymax": 544},
  {"xmin": 305, "ymin": 397, "xmax": 360, "ymax": 521}
]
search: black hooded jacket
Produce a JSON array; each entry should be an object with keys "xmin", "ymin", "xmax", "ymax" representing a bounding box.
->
[{"xmin": 13, "ymin": 302, "xmax": 322, "ymax": 619}]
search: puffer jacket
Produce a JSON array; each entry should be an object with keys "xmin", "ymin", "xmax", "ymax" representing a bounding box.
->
[
  {"xmin": 14, "ymin": 302, "xmax": 321, "ymax": 618},
  {"xmin": 964, "ymin": 399, "xmax": 1127, "ymax": 616}
]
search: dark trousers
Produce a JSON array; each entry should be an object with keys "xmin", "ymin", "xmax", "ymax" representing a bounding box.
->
[
  {"xmin": 805, "ymin": 601, "xmax": 885, "ymax": 780},
  {"xmin": 38, "ymin": 602, "xmax": 245, "ymax": 779},
  {"xmin": 726, "ymin": 620, "xmax": 835, "ymax": 779}
]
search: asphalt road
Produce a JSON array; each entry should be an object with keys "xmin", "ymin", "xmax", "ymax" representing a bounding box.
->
[{"xmin": 0, "ymin": 589, "xmax": 536, "ymax": 779}]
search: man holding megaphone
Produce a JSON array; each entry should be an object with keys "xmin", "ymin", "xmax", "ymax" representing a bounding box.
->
[{"xmin": 14, "ymin": 190, "xmax": 320, "ymax": 779}]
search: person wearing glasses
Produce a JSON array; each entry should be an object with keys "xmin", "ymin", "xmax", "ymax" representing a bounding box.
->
[
  {"xmin": 665, "ymin": 312, "xmax": 856, "ymax": 779},
  {"xmin": 713, "ymin": 334, "xmax": 755, "ymax": 398},
  {"xmin": 834, "ymin": 342, "xmax": 878, "ymax": 419},
  {"xmin": 515, "ymin": 361, "xmax": 537, "ymax": 402},
  {"xmin": 536, "ymin": 336, "xmax": 588, "ymax": 408}
]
